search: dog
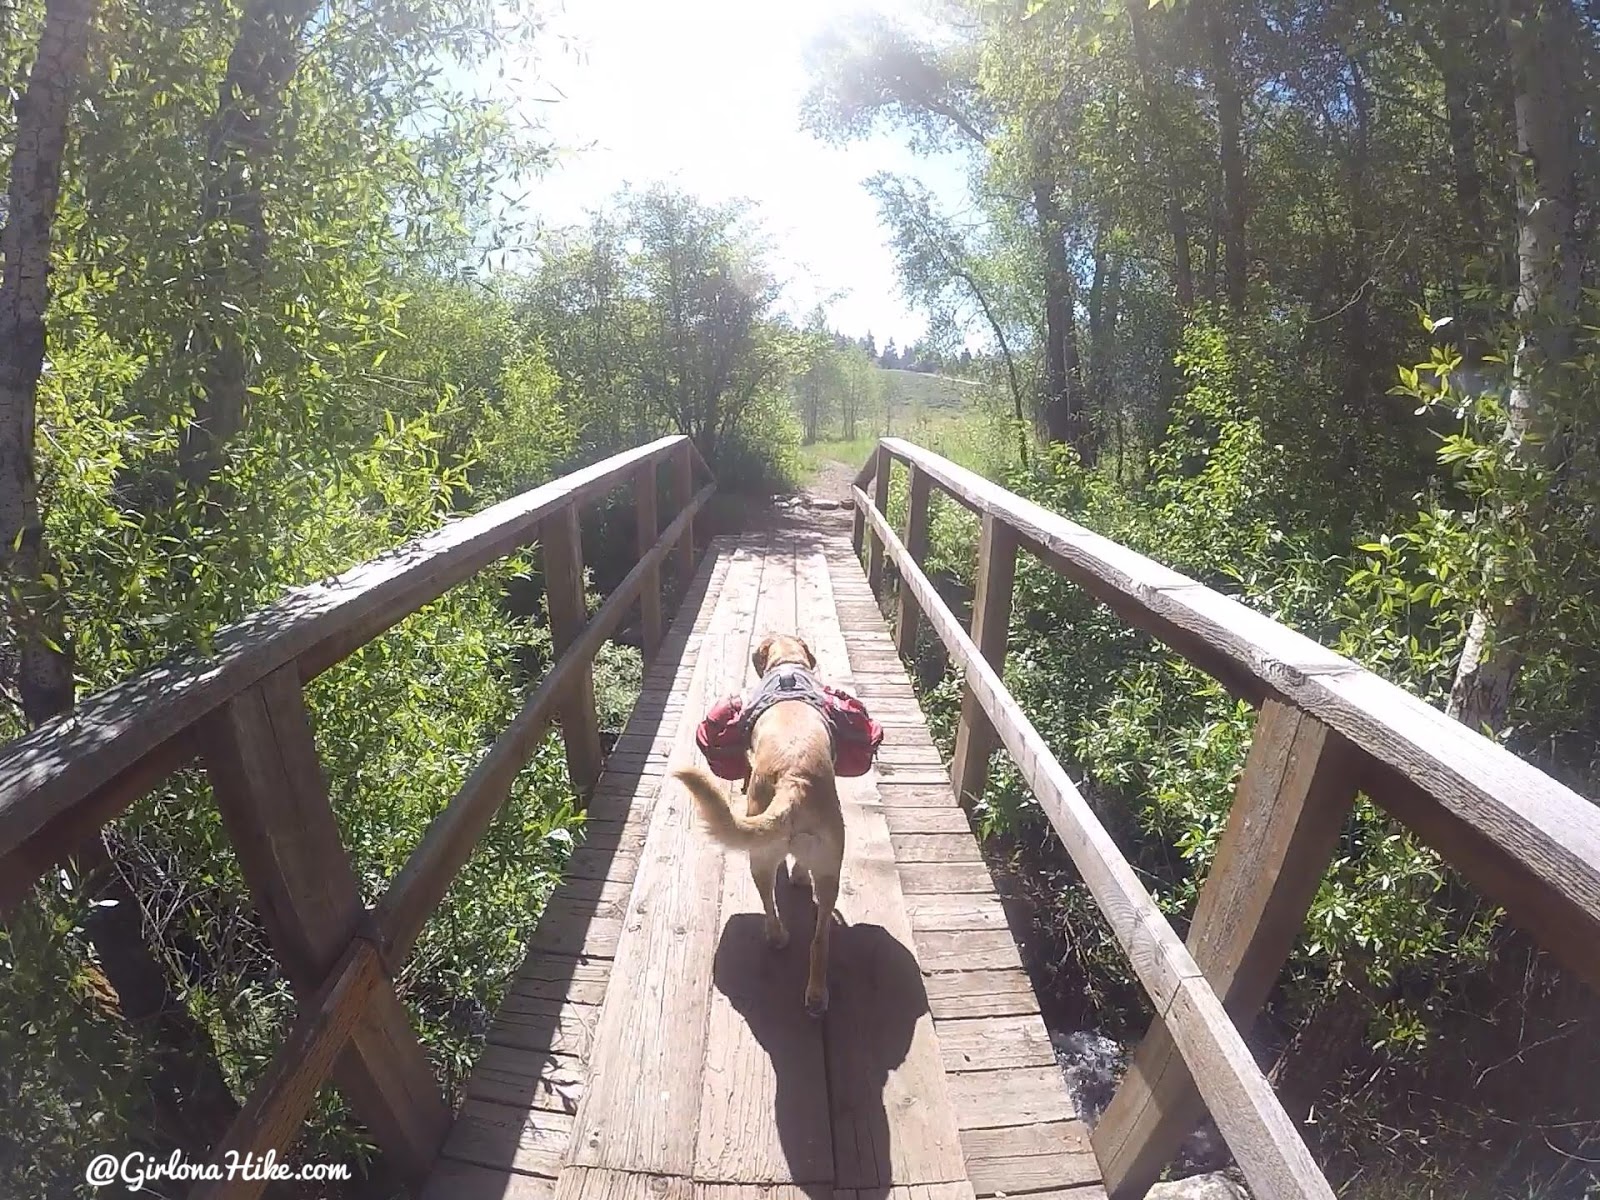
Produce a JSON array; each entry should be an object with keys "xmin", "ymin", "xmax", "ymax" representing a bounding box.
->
[{"xmin": 673, "ymin": 632, "xmax": 846, "ymax": 1017}]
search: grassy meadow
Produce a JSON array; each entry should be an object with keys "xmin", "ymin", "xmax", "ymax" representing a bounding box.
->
[{"xmin": 797, "ymin": 367, "xmax": 1022, "ymax": 483}]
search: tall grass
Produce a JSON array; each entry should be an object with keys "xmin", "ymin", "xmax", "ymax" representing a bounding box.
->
[
  {"xmin": 797, "ymin": 435, "xmax": 879, "ymax": 478},
  {"xmin": 799, "ymin": 409, "xmax": 1021, "ymax": 483}
]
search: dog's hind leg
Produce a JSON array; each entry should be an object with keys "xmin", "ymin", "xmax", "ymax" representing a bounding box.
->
[
  {"xmin": 804, "ymin": 870, "xmax": 839, "ymax": 1017},
  {"xmin": 750, "ymin": 845, "xmax": 789, "ymax": 949}
]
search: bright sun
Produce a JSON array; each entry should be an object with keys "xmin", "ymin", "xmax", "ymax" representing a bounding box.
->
[{"xmin": 508, "ymin": 0, "xmax": 969, "ymax": 350}]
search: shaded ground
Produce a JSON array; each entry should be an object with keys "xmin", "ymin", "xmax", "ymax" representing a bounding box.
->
[{"xmin": 699, "ymin": 459, "xmax": 855, "ymax": 543}]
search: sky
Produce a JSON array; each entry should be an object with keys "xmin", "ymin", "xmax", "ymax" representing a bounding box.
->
[{"xmin": 499, "ymin": 0, "xmax": 973, "ymax": 350}]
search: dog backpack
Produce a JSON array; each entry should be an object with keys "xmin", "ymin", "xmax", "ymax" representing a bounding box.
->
[
  {"xmin": 695, "ymin": 693, "xmax": 751, "ymax": 781},
  {"xmin": 694, "ymin": 681, "xmax": 885, "ymax": 781},
  {"xmin": 821, "ymin": 685, "xmax": 884, "ymax": 777}
]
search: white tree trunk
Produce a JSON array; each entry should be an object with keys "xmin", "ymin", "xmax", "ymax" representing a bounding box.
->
[{"xmin": 1447, "ymin": 0, "xmax": 1582, "ymax": 734}]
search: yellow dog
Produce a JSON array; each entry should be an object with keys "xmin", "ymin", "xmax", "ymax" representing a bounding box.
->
[{"xmin": 674, "ymin": 633, "xmax": 846, "ymax": 1016}]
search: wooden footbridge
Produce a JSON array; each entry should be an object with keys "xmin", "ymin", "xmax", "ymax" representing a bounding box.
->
[{"xmin": 4, "ymin": 436, "xmax": 1598, "ymax": 1200}]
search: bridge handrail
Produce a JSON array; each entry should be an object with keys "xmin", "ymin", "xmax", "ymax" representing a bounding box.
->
[
  {"xmin": 0, "ymin": 435, "xmax": 713, "ymax": 1199},
  {"xmin": 854, "ymin": 437, "xmax": 1600, "ymax": 1200}
]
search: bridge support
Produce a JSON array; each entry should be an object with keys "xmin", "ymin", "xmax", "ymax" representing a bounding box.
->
[
  {"xmin": 894, "ymin": 463, "xmax": 933, "ymax": 660},
  {"xmin": 672, "ymin": 439, "xmax": 696, "ymax": 582},
  {"xmin": 867, "ymin": 443, "xmax": 892, "ymax": 591},
  {"xmin": 200, "ymin": 665, "xmax": 451, "ymax": 1183},
  {"xmin": 950, "ymin": 512, "xmax": 1018, "ymax": 809},
  {"xmin": 543, "ymin": 505, "xmax": 606, "ymax": 793},
  {"xmin": 633, "ymin": 461, "xmax": 663, "ymax": 661},
  {"xmin": 1092, "ymin": 699, "xmax": 1358, "ymax": 1197}
]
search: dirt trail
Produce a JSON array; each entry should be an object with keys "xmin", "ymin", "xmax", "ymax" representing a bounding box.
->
[
  {"xmin": 761, "ymin": 458, "xmax": 856, "ymax": 535},
  {"xmin": 697, "ymin": 458, "xmax": 855, "ymax": 543},
  {"xmin": 804, "ymin": 458, "xmax": 857, "ymax": 507}
]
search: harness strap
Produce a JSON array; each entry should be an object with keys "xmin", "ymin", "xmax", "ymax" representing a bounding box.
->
[{"xmin": 741, "ymin": 665, "xmax": 836, "ymax": 756}]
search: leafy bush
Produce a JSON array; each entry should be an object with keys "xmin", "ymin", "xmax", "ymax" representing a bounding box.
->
[{"xmin": 711, "ymin": 390, "xmax": 804, "ymax": 494}]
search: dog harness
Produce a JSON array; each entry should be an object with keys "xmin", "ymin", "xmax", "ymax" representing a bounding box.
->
[{"xmin": 695, "ymin": 665, "xmax": 884, "ymax": 782}]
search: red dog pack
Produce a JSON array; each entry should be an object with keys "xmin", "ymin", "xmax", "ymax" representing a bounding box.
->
[
  {"xmin": 696, "ymin": 693, "xmax": 751, "ymax": 781},
  {"xmin": 695, "ymin": 668, "xmax": 884, "ymax": 781}
]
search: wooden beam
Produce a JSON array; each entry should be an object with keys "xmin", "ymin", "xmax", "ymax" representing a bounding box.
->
[
  {"xmin": 1094, "ymin": 701, "xmax": 1359, "ymax": 1198},
  {"xmin": 543, "ymin": 504, "xmax": 605, "ymax": 793},
  {"xmin": 376, "ymin": 486, "xmax": 714, "ymax": 963},
  {"xmin": 0, "ymin": 733, "xmax": 192, "ymax": 916},
  {"xmin": 193, "ymin": 939, "xmax": 384, "ymax": 1200},
  {"xmin": 199, "ymin": 666, "xmax": 450, "ymax": 1177},
  {"xmin": 894, "ymin": 463, "xmax": 933, "ymax": 659},
  {"xmin": 634, "ymin": 462, "xmax": 663, "ymax": 661},
  {"xmin": 0, "ymin": 436, "xmax": 690, "ymax": 876},
  {"xmin": 879, "ymin": 437, "xmax": 1600, "ymax": 993},
  {"xmin": 867, "ymin": 443, "xmax": 893, "ymax": 592},
  {"xmin": 851, "ymin": 453, "xmax": 877, "ymax": 557},
  {"xmin": 855, "ymin": 490, "xmax": 1334, "ymax": 1200},
  {"xmin": 949, "ymin": 512, "xmax": 1017, "ymax": 810},
  {"xmin": 565, "ymin": 540, "xmax": 760, "ymax": 1177},
  {"xmin": 200, "ymin": 667, "xmax": 367, "ymax": 986},
  {"xmin": 672, "ymin": 438, "xmax": 696, "ymax": 581},
  {"xmin": 797, "ymin": 538, "xmax": 970, "ymax": 1190}
]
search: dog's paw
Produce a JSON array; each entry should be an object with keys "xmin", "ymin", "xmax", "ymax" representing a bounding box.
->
[
  {"xmin": 765, "ymin": 921, "xmax": 790, "ymax": 950},
  {"xmin": 804, "ymin": 986, "xmax": 829, "ymax": 1018}
]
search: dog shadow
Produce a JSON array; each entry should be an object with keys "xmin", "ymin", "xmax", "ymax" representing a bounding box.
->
[{"xmin": 712, "ymin": 871, "xmax": 928, "ymax": 1194}]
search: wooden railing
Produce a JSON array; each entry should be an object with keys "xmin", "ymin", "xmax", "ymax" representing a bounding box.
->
[
  {"xmin": 853, "ymin": 437, "xmax": 1600, "ymax": 1200},
  {"xmin": 0, "ymin": 435, "xmax": 713, "ymax": 1199}
]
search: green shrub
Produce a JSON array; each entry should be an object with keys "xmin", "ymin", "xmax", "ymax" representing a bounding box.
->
[{"xmin": 711, "ymin": 390, "xmax": 804, "ymax": 494}]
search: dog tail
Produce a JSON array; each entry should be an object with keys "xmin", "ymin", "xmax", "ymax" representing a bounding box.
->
[{"xmin": 674, "ymin": 767, "xmax": 794, "ymax": 847}]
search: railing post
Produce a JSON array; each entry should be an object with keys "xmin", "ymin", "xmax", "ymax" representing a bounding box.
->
[
  {"xmin": 672, "ymin": 438, "xmax": 696, "ymax": 582},
  {"xmin": 542, "ymin": 504, "xmax": 605, "ymax": 793},
  {"xmin": 867, "ymin": 442, "xmax": 893, "ymax": 593},
  {"xmin": 894, "ymin": 463, "xmax": 933, "ymax": 658},
  {"xmin": 949, "ymin": 511, "xmax": 1017, "ymax": 808},
  {"xmin": 851, "ymin": 457, "xmax": 874, "ymax": 558},
  {"xmin": 198, "ymin": 665, "xmax": 450, "ymax": 1178},
  {"xmin": 633, "ymin": 461, "xmax": 663, "ymax": 661},
  {"xmin": 1092, "ymin": 699, "xmax": 1358, "ymax": 1198}
]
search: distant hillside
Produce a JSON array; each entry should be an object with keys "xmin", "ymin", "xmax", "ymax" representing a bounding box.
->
[{"xmin": 874, "ymin": 368, "xmax": 984, "ymax": 412}]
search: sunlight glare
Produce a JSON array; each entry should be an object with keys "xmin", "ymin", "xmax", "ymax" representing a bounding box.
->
[{"xmin": 518, "ymin": 0, "xmax": 969, "ymax": 347}]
